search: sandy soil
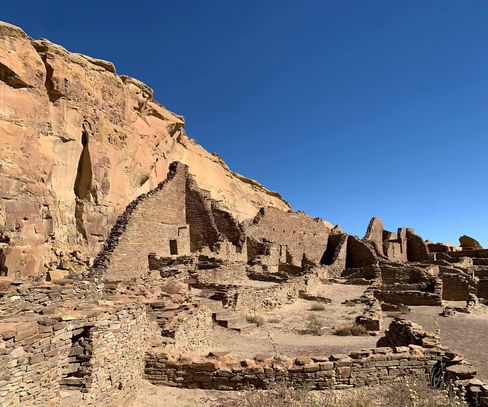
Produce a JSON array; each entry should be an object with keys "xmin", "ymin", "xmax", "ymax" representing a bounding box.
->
[
  {"xmin": 210, "ymin": 283, "xmax": 378, "ymax": 357},
  {"xmin": 408, "ymin": 303, "xmax": 488, "ymax": 381},
  {"xmin": 122, "ymin": 381, "xmax": 226, "ymax": 407}
]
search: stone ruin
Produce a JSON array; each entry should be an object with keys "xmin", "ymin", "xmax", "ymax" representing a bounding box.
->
[
  {"xmin": 1, "ymin": 161, "xmax": 488, "ymax": 406},
  {"xmin": 1, "ymin": 20, "xmax": 488, "ymax": 407}
]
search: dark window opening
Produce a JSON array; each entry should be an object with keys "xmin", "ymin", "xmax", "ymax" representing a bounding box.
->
[{"xmin": 169, "ymin": 239, "xmax": 178, "ymax": 255}]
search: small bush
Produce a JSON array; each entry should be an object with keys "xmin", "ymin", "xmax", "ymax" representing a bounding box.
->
[
  {"xmin": 320, "ymin": 278, "xmax": 333, "ymax": 285},
  {"xmin": 161, "ymin": 280, "xmax": 183, "ymax": 294},
  {"xmin": 246, "ymin": 315, "xmax": 265, "ymax": 327},
  {"xmin": 310, "ymin": 303, "xmax": 326, "ymax": 311},
  {"xmin": 334, "ymin": 323, "xmax": 368, "ymax": 336},
  {"xmin": 303, "ymin": 315, "xmax": 325, "ymax": 336}
]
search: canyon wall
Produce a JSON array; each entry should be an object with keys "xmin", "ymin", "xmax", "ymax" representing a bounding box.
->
[{"xmin": 0, "ymin": 22, "xmax": 290, "ymax": 277}]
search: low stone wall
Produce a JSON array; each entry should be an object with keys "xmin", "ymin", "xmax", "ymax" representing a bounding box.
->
[
  {"xmin": 167, "ymin": 306, "xmax": 213, "ymax": 353},
  {"xmin": 355, "ymin": 289, "xmax": 383, "ymax": 332},
  {"xmin": 234, "ymin": 278, "xmax": 305, "ymax": 313},
  {"xmin": 373, "ymin": 289, "xmax": 442, "ymax": 306},
  {"xmin": 0, "ymin": 280, "xmax": 103, "ymax": 316},
  {"xmin": 0, "ymin": 303, "xmax": 158, "ymax": 407},
  {"xmin": 378, "ymin": 318, "xmax": 488, "ymax": 406},
  {"xmin": 440, "ymin": 272, "xmax": 472, "ymax": 301},
  {"xmin": 144, "ymin": 346, "xmax": 439, "ymax": 391}
]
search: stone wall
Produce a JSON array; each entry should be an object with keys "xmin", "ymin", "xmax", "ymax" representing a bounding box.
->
[
  {"xmin": 94, "ymin": 162, "xmax": 188, "ymax": 281},
  {"xmin": 94, "ymin": 162, "xmax": 246, "ymax": 281},
  {"xmin": 245, "ymin": 208, "xmax": 330, "ymax": 267},
  {"xmin": 233, "ymin": 278, "xmax": 306, "ymax": 313},
  {"xmin": 319, "ymin": 233, "xmax": 347, "ymax": 278},
  {"xmin": 0, "ymin": 304, "xmax": 158, "ymax": 407},
  {"xmin": 0, "ymin": 280, "xmax": 102, "ymax": 316},
  {"xmin": 144, "ymin": 346, "xmax": 439, "ymax": 391},
  {"xmin": 440, "ymin": 268, "xmax": 475, "ymax": 301},
  {"xmin": 377, "ymin": 318, "xmax": 488, "ymax": 406},
  {"xmin": 163, "ymin": 306, "xmax": 214, "ymax": 354},
  {"xmin": 374, "ymin": 289, "xmax": 442, "ymax": 306}
]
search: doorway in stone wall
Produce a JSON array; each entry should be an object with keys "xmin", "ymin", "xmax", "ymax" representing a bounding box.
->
[
  {"xmin": 61, "ymin": 325, "xmax": 93, "ymax": 391},
  {"xmin": 169, "ymin": 239, "xmax": 178, "ymax": 255}
]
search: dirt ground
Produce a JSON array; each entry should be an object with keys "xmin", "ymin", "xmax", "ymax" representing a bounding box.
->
[
  {"xmin": 408, "ymin": 303, "xmax": 488, "ymax": 381},
  {"xmin": 211, "ymin": 283, "xmax": 378, "ymax": 357},
  {"xmin": 123, "ymin": 381, "xmax": 225, "ymax": 407},
  {"xmin": 123, "ymin": 290, "xmax": 488, "ymax": 406}
]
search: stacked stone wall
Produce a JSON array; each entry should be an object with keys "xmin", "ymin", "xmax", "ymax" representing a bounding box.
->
[
  {"xmin": 0, "ymin": 304, "xmax": 158, "ymax": 407},
  {"xmin": 0, "ymin": 280, "xmax": 102, "ymax": 316},
  {"xmin": 233, "ymin": 278, "xmax": 306, "ymax": 313},
  {"xmin": 245, "ymin": 208, "xmax": 330, "ymax": 267},
  {"xmin": 98, "ymin": 162, "xmax": 188, "ymax": 281},
  {"xmin": 144, "ymin": 346, "xmax": 438, "ymax": 391}
]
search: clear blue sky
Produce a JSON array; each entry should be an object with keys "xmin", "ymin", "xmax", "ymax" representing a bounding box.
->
[{"xmin": 3, "ymin": 1, "xmax": 488, "ymax": 246}]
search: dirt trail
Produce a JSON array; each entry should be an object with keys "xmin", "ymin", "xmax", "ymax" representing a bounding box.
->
[{"xmin": 408, "ymin": 305, "xmax": 488, "ymax": 382}]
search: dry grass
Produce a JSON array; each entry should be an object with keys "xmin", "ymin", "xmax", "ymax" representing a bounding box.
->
[
  {"xmin": 160, "ymin": 280, "xmax": 183, "ymax": 294},
  {"xmin": 246, "ymin": 315, "xmax": 265, "ymax": 327},
  {"xmin": 310, "ymin": 303, "xmax": 326, "ymax": 311},
  {"xmin": 301, "ymin": 315, "xmax": 325, "ymax": 336},
  {"xmin": 333, "ymin": 323, "xmax": 368, "ymax": 336},
  {"xmin": 216, "ymin": 379, "xmax": 468, "ymax": 407},
  {"xmin": 268, "ymin": 317, "xmax": 281, "ymax": 324},
  {"xmin": 319, "ymin": 278, "xmax": 334, "ymax": 285}
]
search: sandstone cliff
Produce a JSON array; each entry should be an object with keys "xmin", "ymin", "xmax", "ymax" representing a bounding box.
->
[{"xmin": 0, "ymin": 21, "xmax": 290, "ymax": 277}]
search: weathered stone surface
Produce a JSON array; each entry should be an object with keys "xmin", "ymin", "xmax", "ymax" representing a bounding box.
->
[
  {"xmin": 0, "ymin": 21, "xmax": 290, "ymax": 277},
  {"xmin": 46, "ymin": 269, "xmax": 68, "ymax": 281},
  {"xmin": 364, "ymin": 217, "xmax": 385, "ymax": 256},
  {"xmin": 445, "ymin": 364, "xmax": 477, "ymax": 380},
  {"xmin": 459, "ymin": 235, "xmax": 483, "ymax": 250}
]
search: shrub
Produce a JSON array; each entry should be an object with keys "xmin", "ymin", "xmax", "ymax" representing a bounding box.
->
[
  {"xmin": 343, "ymin": 300, "xmax": 358, "ymax": 307},
  {"xmin": 333, "ymin": 323, "xmax": 368, "ymax": 336},
  {"xmin": 310, "ymin": 303, "xmax": 326, "ymax": 311},
  {"xmin": 303, "ymin": 315, "xmax": 325, "ymax": 336},
  {"xmin": 246, "ymin": 315, "xmax": 265, "ymax": 327},
  {"xmin": 217, "ymin": 379, "xmax": 468, "ymax": 407},
  {"xmin": 160, "ymin": 280, "xmax": 183, "ymax": 294},
  {"xmin": 320, "ymin": 278, "xmax": 333, "ymax": 285}
]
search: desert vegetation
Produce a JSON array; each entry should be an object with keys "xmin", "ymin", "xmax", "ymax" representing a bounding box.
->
[
  {"xmin": 333, "ymin": 323, "xmax": 369, "ymax": 336},
  {"xmin": 217, "ymin": 380, "xmax": 468, "ymax": 407}
]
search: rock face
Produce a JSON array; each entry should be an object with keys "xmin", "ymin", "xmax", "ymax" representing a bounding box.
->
[
  {"xmin": 459, "ymin": 235, "xmax": 483, "ymax": 250},
  {"xmin": 0, "ymin": 22, "xmax": 290, "ymax": 277}
]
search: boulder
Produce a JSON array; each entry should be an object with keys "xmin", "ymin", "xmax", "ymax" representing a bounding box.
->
[
  {"xmin": 46, "ymin": 269, "xmax": 68, "ymax": 281},
  {"xmin": 459, "ymin": 235, "xmax": 483, "ymax": 250}
]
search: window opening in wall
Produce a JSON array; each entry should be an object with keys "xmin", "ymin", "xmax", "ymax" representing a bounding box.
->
[
  {"xmin": 61, "ymin": 326, "xmax": 93, "ymax": 391},
  {"xmin": 169, "ymin": 239, "xmax": 178, "ymax": 255}
]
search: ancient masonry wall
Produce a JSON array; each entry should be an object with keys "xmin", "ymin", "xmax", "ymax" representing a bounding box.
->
[
  {"xmin": 144, "ymin": 346, "xmax": 438, "ymax": 391},
  {"xmin": 185, "ymin": 177, "xmax": 219, "ymax": 252},
  {"xmin": 0, "ymin": 305, "xmax": 157, "ymax": 407},
  {"xmin": 245, "ymin": 208, "xmax": 330, "ymax": 267},
  {"xmin": 93, "ymin": 162, "xmax": 187, "ymax": 280},
  {"xmin": 0, "ymin": 281, "xmax": 102, "ymax": 316},
  {"xmin": 233, "ymin": 278, "xmax": 307, "ymax": 313},
  {"xmin": 165, "ymin": 306, "xmax": 214, "ymax": 354},
  {"xmin": 93, "ymin": 161, "xmax": 247, "ymax": 281}
]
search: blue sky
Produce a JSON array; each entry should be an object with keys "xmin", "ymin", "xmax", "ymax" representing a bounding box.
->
[{"xmin": 3, "ymin": 1, "xmax": 488, "ymax": 246}]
